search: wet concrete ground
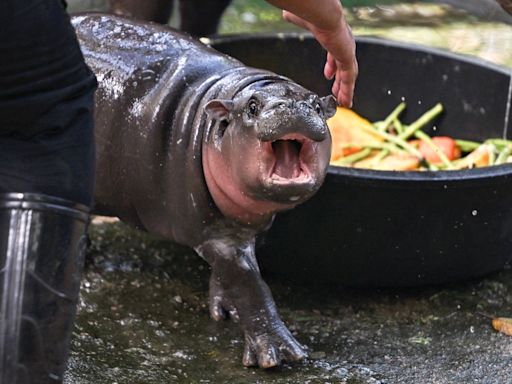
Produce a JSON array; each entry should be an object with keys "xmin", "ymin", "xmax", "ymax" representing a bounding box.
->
[{"xmin": 65, "ymin": 220, "xmax": 512, "ymax": 384}]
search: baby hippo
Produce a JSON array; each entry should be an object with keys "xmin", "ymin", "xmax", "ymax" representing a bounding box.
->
[{"xmin": 73, "ymin": 14, "xmax": 335, "ymax": 368}]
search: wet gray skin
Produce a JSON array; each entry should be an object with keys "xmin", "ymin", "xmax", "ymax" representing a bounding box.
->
[{"xmin": 73, "ymin": 14, "xmax": 334, "ymax": 368}]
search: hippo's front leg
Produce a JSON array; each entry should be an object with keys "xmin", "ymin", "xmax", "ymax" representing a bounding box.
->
[{"xmin": 196, "ymin": 239, "xmax": 307, "ymax": 368}]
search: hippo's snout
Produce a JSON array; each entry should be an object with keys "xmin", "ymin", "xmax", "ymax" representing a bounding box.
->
[{"xmin": 256, "ymin": 108, "xmax": 330, "ymax": 143}]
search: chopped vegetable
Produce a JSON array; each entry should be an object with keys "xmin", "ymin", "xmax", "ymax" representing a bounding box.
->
[
  {"xmin": 492, "ymin": 317, "xmax": 512, "ymax": 336},
  {"xmin": 452, "ymin": 144, "xmax": 493, "ymax": 169},
  {"xmin": 354, "ymin": 153, "xmax": 420, "ymax": 171},
  {"xmin": 327, "ymin": 103, "xmax": 512, "ymax": 171},
  {"xmin": 417, "ymin": 136, "xmax": 460, "ymax": 166},
  {"xmin": 327, "ymin": 107, "xmax": 383, "ymax": 162}
]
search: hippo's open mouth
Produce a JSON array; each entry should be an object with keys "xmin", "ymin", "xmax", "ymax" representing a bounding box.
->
[{"xmin": 267, "ymin": 134, "xmax": 313, "ymax": 183}]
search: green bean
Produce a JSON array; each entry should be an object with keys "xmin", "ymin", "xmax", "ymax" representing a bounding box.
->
[
  {"xmin": 485, "ymin": 139, "xmax": 512, "ymax": 150},
  {"xmin": 377, "ymin": 102, "xmax": 406, "ymax": 132},
  {"xmin": 373, "ymin": 121, "xmax": 385, "ymax": 130},
  {"xmin": 334, "ymin": 148, "xmax": 372, "ymax": 165},
  {"xmin": 495, "ymin": 146, "xmax": 511, "ymax": 165},
  {"xmin": 367, "ymin": 103, "xmax": 443, "ymax": 162},
  {"xmin": 369, "ymin": 149, "xmax": 390, "ymax": 168},
  {"xmin": 337, "ymin": 142, "xmax": 407, "ymax": 155},
  {"xmin": 455, "ymin": 139, "xmax": 481, "ymax": 153},
  {"xmin": 359, "ymin": 124, "xmax": 423, "ymax": 158},
  {"xmin": 399, "ymin": 103, "xmax": 444, "ymax": 140},
  {"xmin": 489, "ymin": 144, "xmax": 497, "ymax": 166},
  {"xmin": 393, "ymin": 117, "xmax": 405, "ymax": 135},
  {"xmin": 428, "ymin": 162, "xmax": 440, "ymax": 171}
]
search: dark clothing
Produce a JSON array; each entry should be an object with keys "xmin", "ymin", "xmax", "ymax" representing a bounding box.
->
[{"xmin": 0, "ymin": 0, "xmax": 97, "ymax": 206}]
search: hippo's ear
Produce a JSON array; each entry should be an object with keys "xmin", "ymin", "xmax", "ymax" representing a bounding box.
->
[
  {"xmin": 204, "ymin": 99, "xmax": 234, "ymax": 120},
  {"xmin": 320, "ymin": 95, "xmax": 337, "ymax": 119}
]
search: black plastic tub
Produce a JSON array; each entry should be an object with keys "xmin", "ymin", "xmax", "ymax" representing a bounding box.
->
[{"xmin": 210, "ymin": 34, "xmax": 512, "ymax": 287}]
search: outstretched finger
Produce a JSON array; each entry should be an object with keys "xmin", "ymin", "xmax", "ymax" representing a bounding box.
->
[
  {"xmin": 282, "ymin": 10, "xmax": 311, "ymax": 30},
  {"xmin": 324, "ymin": 52, "xmax": 336, "ymax": 80}
]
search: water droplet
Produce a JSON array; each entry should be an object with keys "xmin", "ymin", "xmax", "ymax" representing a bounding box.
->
[
  {"xmin": 472, "ymin": 210, "xmax": 478, "ymax": 216},
  {"xmin": 387, "ymin": 90, "xmax": 392, "ymax": 95}
]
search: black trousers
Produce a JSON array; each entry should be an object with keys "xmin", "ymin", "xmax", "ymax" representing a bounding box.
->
[{"xmin": 0, "ymin": 0, "xmax": 97, "ymax": 206}]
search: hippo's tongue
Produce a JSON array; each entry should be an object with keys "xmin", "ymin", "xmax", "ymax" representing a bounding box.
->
[{"xmin": 272, "ymin": 140, "xmax": 301, "ymax": 179}]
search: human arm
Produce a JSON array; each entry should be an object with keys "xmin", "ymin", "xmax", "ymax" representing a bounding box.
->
[
  {"xmin": 496, "ymin": 0, "xmax": 512, "ymax": 14},
  {"xmin": 265, "ymin": 0, "xmax": 358, "ymax": 107}
]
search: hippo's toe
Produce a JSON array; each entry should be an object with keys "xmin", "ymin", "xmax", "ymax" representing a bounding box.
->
[
  {"xmin": 209, "ymin": 277, "xmax": 240, "ymax": 322},
  {"xmin": 242, "ymin": 326, "xmax": 308, "ymax": 368}
]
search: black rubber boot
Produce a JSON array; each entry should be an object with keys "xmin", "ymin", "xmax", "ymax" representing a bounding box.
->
[{"xmin": 0, "ymin": 193, "xmax": 90, "ymax": 384}]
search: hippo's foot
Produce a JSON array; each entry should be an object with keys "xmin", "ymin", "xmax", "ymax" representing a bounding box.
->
[
  {"xmin": 241, "ymin": 320, "xmax": 308, "ymax": 368},
  {"xmin": 208, "ymin": 270, "xmax": 307, "ymax": 368}
]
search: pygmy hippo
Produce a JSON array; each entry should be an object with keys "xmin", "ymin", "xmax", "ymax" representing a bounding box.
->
[{"xmin": 73, "ymin": 14, "xmax": 335, "ymax": 368}]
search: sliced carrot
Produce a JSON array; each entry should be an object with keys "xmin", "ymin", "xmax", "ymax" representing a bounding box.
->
[
  {"xmin": 492, "ymin": 317, "xmax": 512, "ymax": 336},
  {"xmin": 418, "ymin": 136, "xmax": 461, "ymax": 164}
]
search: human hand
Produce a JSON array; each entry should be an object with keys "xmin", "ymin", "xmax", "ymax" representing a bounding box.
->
[
  {"xmin": 496, "ymin": 0, "xmax": 512, "ymax": 15},
  {"xmin": 283, "ymin": 10, "xmax": 357, "ymax": 108}
]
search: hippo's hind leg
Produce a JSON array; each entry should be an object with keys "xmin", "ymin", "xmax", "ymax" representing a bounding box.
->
[
  {"xmin": 196, "ymin": 239, "xmax": 307, "ymax": 368},
  {"xmin": 179, "ymin": 0, "xmax": 231, "ymax": 36}
]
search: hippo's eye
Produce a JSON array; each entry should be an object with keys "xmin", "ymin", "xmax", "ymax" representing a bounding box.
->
[
  {"xmin": 315, "ymin": 103, "xmax": 322, "ymax": 115},
  {"xmin": 247, "ymin": 99, "xmax": 259, "ymax": 117}
]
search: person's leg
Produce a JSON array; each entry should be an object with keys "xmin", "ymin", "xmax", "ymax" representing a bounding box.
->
[
  {"xmin": 179, "ymin": 0, "xmax": 231, "ymax": 36},
  {"xmin": 0, "ymin": 1, "xmax": 97, "ymax": 383},
  {"xmin": 107, "ymin": 0, "xmax": 175, "ymax": 25},
  {"xmin": 0, "ymin": 193, "xmax": 90, "ymax": 384},
  {"xmin": 0, "ymin": 0, "xmax": 97, "ymax": 206}
]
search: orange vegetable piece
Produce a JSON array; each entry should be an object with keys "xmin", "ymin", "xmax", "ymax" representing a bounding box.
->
[
  {"xmin": 327, "ymin": 107, "xmax": 383, "ymax": 162},
  {"xmin": 418, "ymin": 136, "xmax": 461, "ymax": 164},
  {"xmin": 355, "ymin": 153, "xmax": 420, "ymax": 171},
  {"xmin": 492, "ymin": 317, "xmax": 512, "ymax": 336},
  {"xmin": 453, "ymin": 144, "xmax": 492, "ymax": 170}
]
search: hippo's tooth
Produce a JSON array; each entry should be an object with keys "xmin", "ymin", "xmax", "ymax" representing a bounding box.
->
[{"xmin": 271, "ymin": 140, "xmax": 302, "ymax": 179}]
